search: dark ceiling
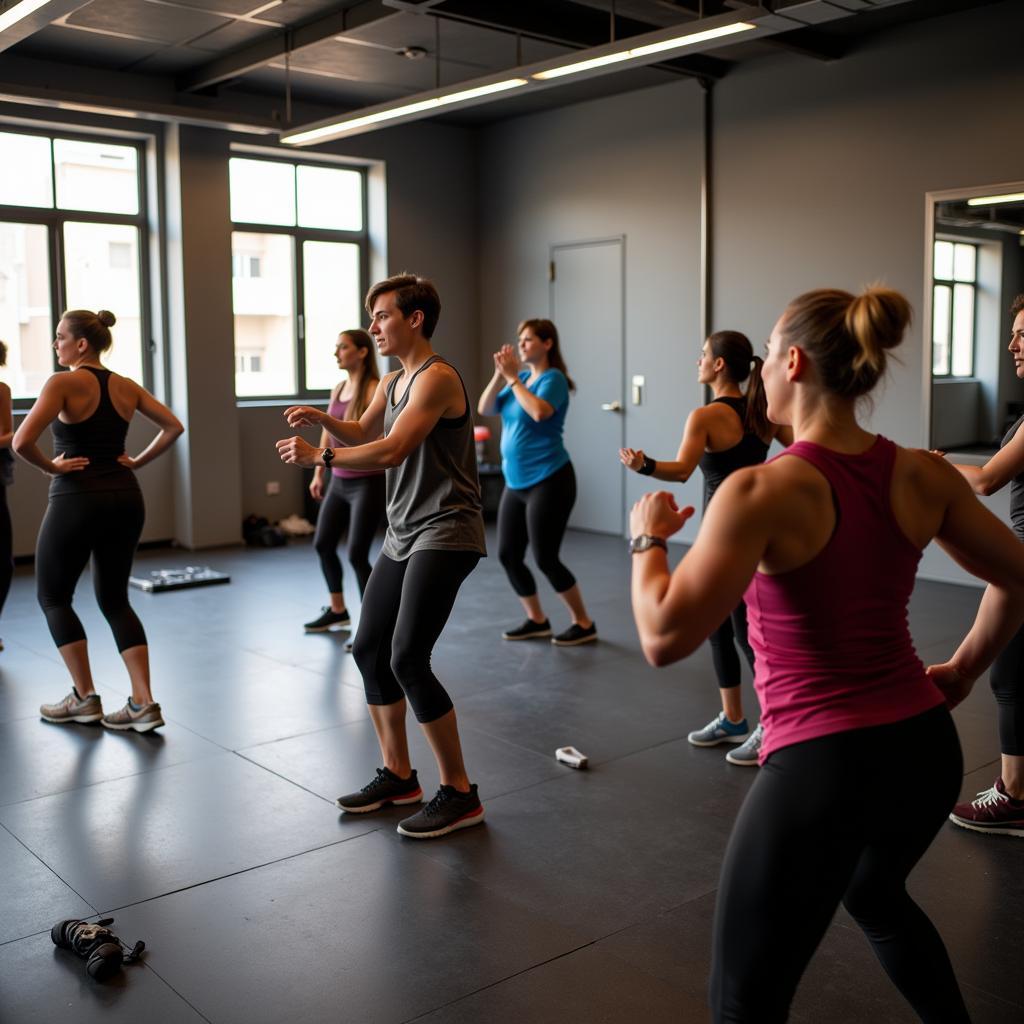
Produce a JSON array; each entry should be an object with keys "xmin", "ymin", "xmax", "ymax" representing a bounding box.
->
[{"xmin": 0, "ymin": 0, "xmax": 1008, "ymax": 137}]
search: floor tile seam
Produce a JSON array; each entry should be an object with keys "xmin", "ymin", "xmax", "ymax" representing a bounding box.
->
[
  {"xmin": 227, "ymin": 709, "xmax": 386, "ymax": 753},
  {"xmin": 230, "ymin": 748, "xmax": 352, "ymax": 801},
  {"xmin": 961, "ymin": 756, "xmax": 1001, "ymax": 778},
  {"xmin": 134, "ymin": 961, "xmax": 217, "ymax": 1023},
  {"xmin": 959, "ymin": 977, "xmax": 1024, "ymax": 1011},
  {"xmin": 399, "ymin": 940, "xmax": 602, "ymax": 1023}
]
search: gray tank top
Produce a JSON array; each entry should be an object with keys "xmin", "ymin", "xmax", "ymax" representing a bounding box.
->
[
  {"xmin": 381, "ymin": 354, "xmax": 486, "ymax": 560},
  {"xmin": 1002, "ymin": 413, "xmax": 1024, "ymax": 542}
]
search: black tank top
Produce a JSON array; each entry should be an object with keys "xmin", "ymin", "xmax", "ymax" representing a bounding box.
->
[
  {"xmin": 50, "ymin": 367, "xmax": 138, "ymax": 496},
  {"xmin": 697, "ymin": 396, "xmax": 769, "ymax": 510},
  {"xmin": 1002, "ymin": 413, "xmax": 1024, "ymax": 542}
]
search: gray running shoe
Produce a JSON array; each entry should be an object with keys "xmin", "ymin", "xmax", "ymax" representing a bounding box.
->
[
  {"xmin": 40, "ymin": 689, "xmax": 104, "ymax": 725},
  {"xmin": 725, "ymin": 722, "xmax": 763, "ymax": 766},
  {"xmin": 687, "ymin": 711, "xmax": 748, "ymax": 747},
  {"xmin": 102, "ymin": 699, "xmax": 165, "ymax": 733}
]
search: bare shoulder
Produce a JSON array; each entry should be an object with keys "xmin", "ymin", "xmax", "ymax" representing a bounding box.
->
[{"xmin": 896, "ymin": 445, "xmax": 964, "ymax": 495}]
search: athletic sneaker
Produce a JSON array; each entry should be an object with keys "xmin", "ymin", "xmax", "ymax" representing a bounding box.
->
[
  {"xmin": 102, "ymin": 699, "xmax": 165, "ymax": 733},
  {"xmin": 304, "ymin": 607, "xmax": 351, "ymax": 632},
  {"xmin": 502, "ymin": 618, "xmax": 552, "ymax": 641},
  {"xmin": 40, "ymin": 689, "xmax": 104, "ymax": 725},
  {"xmin": 688, "ymin": 711, "xmax": 749, "ymax": 747},
  {"xmin": 397, "ymin": 784, "xmax": 485, "ymax": 839},
  {"xmin": 336, "ymin": 767, "xmax": 423, "ymax": 813},
  {"xmin": 726, "ymin": 722, "xmax": 763, "ymax": 766},
  {"xmin": 551, "ymin": 622, "xmax": 597, "ymax": 646},
  {"xmin": 948, "ymin": 778, "xmax": 1024, "ymax": 837}
]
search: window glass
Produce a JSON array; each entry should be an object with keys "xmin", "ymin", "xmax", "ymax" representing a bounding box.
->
[
  {"xmin": 303, "ymin": 241, "xmax": 362, "ymax": 392},
  {"xmin": 952, "ymin": 242, "xmax": 976, "ymax": 283},
  {"xmin": 63, "ymin": 222, "xmax": 144, "ymax": 382},
  {"xmin": 933, "ymin": 240, "xmax": 954, "ymax": 280},
  {"xmin": 951, "ymin": 283, "xmax": 975, "ymax": 377},
  {"xmin": 229, "ymin": 158, "xmax": 295, "ymax": 226},
  {"xmin": 0, "ymin": 222, "xmax": 52, "ymax": 399},
  {"xmin": 232, "ymin": 231, "xmax": 296, "ymax": 395},
  {"xmin": 54, "ymin": 139, "xmax": 139, "ymax": 215},
  {"xmin": 297, "ymin": 165, "xmax": 363, "ymax": 231},
  {"xmin": 0, "ymin": 132, "xmax": 53, "ymax": 208},
  {"xmin": 932, "ymin": 284, "xmax": 951, "ymax": 376}
]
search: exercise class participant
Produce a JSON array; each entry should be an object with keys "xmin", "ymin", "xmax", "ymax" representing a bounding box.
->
[
  {"xmin": 13, "ymin": 309, "xmax": 183, "ymax": 731},
  {"xmin": 478, "ymin": 319, "xmax": 595, "ymax": 645},
  {"xmin": 941, "ymin": 292, "xmax": 1024, "ymax": 836},
  {"xmin": 0, "ymin": 341, "xmax": 12, "ymax": 652},
  {"xmin": 304, "ymin": 329, "xmax": 385, "ymax": 635},
  {"xmin": 629, "ymin": 286, "xmax": 1024, "ymax": 1021},
  {"xmin": 621, "ymin": 331, "xmax": 789, "ymax": 765},
  {"xmin": 278, "ymin": 273, "xmax": 486, "ymax": 840}
]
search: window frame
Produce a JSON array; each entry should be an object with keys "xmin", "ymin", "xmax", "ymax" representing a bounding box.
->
[
  {"xmin": 0, "ymin": 123, "xmax": 152, "ymax": 409},
  {"xmin": 229, "ymin": 151, "xmax": 370, "ymax": 402},
  {"xmin": 931, "ymin": 237, "xmax": 978, "ymax": 380}
]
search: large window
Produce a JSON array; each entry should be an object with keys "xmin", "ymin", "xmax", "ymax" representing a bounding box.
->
[
  {"xmin": 0, "ymin": 129, "xmax": 149, "ymax": 401},
  {"xmin": 229, "ymin": 156, "xmax": 367, "ymax": 398},
  {"xmin": 932, "ymin": 240, "xmax": 977, "ymax": 378}
]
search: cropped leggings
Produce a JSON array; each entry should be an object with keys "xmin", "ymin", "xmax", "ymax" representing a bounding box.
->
[
  {"xmin": 36, "ymin": 489, "xmax": 147, "ymax": 652},
  {"xmin": 497, "ymin": 460, "xmax": 577, "ymax": 597},
  {"xmin": 709, "ymin": 600, "xmax": 755, "ymax": 689},
  {"xmin": 710, "ymin": 704, "xmax": 967, "ymax": 1023},
  {"xmin": 989, "ymin": 620, "xmax": 1024, "ymax": 756},
  {"xmin": 353, "ymin": 549, "xmax": 479, "ymax": 723},
  {"xmin": 314, "ymin": 474, "xmax": 386, "ymax": 596},
  {"xmin": 0, "ymin": 486, "xmax": 11, "ymax": 619}
]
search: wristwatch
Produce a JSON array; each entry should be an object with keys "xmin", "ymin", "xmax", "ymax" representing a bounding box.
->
[
  {"xmin": 629, "ymin": 534, "xmax": 668, "ymax": 555},
  {"xmin": 321, "ymin": 447, "xmax": 335, "ymax": 469}
]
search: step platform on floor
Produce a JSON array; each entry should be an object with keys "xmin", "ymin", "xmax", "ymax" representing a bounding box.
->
[{"xmin": 129, "ymin": 566, "xmax": 230, "ymax": 592}]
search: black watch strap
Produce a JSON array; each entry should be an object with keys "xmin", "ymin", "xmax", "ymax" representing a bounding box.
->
[
  {"xmin": 629, "ymin": 534, "xmax": 668, "ymax": 554},
  {"xmin": 322, "ymin": 447, "xmax": 335, "ymax": 468}
]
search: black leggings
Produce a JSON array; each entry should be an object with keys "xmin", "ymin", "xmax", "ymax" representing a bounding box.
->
[
  {"xmin": 989, "ymin": 620, "xmax": 1024, "ymax": 756},
  {"xmin": 709, "ymin": 600, "xmax": 755, "ymax": 690},
  {"xmin": 314, "ymin": 474, "xmax": 386, "ymax": 596},
  {"xmin": 353, "ymin": 549, "xmax": 479, "ymax": 723},
  {"xmin": 0, "ymin": 486, "xmax": 11, "ymax": 619},
  {"xmin": 36, "ymin": 490, "xmax": 147, "ymax": 652},
  {"xmin": 497, "ymin": 461, "xmax": 576, "ymax": 597},
  {"xmin": 710, "ymin": 705, "xmax": 967, "ymax": 1023}
]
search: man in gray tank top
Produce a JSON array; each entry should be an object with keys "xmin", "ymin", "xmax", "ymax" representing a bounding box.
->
[{"xmin": 278, "ymin": 274, "xmax": 486, "ymax": 839}]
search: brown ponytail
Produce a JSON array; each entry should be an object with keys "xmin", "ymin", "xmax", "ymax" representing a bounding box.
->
[
  {"xmin": 707, "ymin": 330, "xmax": 769, "ymax": 438},
  {"xmin": 518, "ymin": 318, "xmax": 575, "ymax": 392},
  {"xmin": 341, "ymin": 329, "xmax": 380, "ymax": 421}
]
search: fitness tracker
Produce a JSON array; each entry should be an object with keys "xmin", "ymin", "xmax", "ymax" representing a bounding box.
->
[
  {"xmin": 638, "ymin": 455, "xmax": 656, "ymax": 476},
  {"xmin": 321, "ymin": 447, "xmax": 335, "ymax": 469}
]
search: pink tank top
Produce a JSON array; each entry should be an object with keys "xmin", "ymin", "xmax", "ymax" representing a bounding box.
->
[
  {"xmin": 327, "ymin": 394, "xmax": 383, "ymax": 480},
  {"xmin": 743, "ymin": 436, "xmax": 944, "ymax": 762}
]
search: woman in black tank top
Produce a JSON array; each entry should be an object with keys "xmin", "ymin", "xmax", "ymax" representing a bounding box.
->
[
  {"xmin": 13, "ymin": 309, "xmax": 183, "ymax": 733},
  {"xmin": 620, "ymin": 331, "xmax": 788, "ymax": 766}
]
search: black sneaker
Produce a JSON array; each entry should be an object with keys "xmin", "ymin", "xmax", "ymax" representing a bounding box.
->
[
  {"xmin": 336, "ymin": 767, "xmax": 423, "ymax": 813},
  {"xmin": 397, "ymin": 784, "xmax": 485, "ymax": 839},
  {"xmin": 502, "ymin": 618, "xmax": 552, "ymax": 641},
  {"xmin": 552, "ymin": 622, "xmax": 597, "ymax": 646},
  {"xmin": 304, "ymin": 607, "xmax": 351, "ymax": 633}
]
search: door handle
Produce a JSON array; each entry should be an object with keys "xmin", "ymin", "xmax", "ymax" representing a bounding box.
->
[{"xmin": 601, "ymin": 400, "xmax": 623, "ymax": 412}]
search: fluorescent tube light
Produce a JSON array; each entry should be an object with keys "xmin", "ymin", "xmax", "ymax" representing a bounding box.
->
[
  {"xmin": 967, "ymin": 192, "xmax": 1024, "ymax": 207},
  {"xmin": 534, "ymin": 20, "xmax": 755, "ymax": 80},
  {"xmin": 0, "ymin": 0, "xmax": 55, "ymax": 32},
  {"xmin": 282, "ymin": 78, "xmax": 528, "ymax": 145}
]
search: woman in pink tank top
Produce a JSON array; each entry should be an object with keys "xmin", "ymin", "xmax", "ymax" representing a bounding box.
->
[{"xmin": 630, "ymin": 286, "xmax": 1024, "ymax": 1022}]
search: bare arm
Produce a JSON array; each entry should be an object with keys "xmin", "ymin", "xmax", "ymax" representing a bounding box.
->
[
  {"xmin": 620, "ymin": 407, "xmax": 711, "ymax": 483},
  {"xmin": 120, "ymin": 382, "xmax": 183, "ymax": 470},
  {"xmin": 491, "ymin": 345, "xmax": 554, "ymax": 422},
  {"xmin": 284, "ymin": 374, "xmax": 389, "ymax": 446},
  {"xmin": 0, "ymin": 383, "xmax": 11, "ymax": 448},
  {"xmin": 948, "ymin": 425, "xmax": 1024, "ymax": 496},
  {"xmin": 478, "ymin": 360, "xmax": 506, "ymax": 416},
  {"xmin": 12, "ymin": 376, "xmax": 90, "ymax": 476}
]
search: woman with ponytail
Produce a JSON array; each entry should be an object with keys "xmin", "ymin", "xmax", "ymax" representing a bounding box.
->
[
  {"xmin": 13, "ymin": 309, "xmax": 182, "ymax": 731},
  {"xmin": 303, "ymin": 329, "xmax": 386, "ymax": 635},
  {"xmin": 630, "ymin": 286, "xmax": 1024, "ymax": 1021},
  {"xmin": 620, "ymin": 330, "xmax": 789, "ymax": 766}
]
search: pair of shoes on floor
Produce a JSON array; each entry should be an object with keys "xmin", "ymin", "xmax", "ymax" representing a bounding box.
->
[
  {"xmin": 40, "ymin": 689, "xmax": 165, "ymax": 733},
  {"xmin": 949, "ymin": 778, "xmax": 1024, "ymax": 836},
  {"xmin": 502, "ymin": 619, "xmax": 598, "ymax": 646},
  {"xmin": 688, "ymin": 713, "xmax": 762, "ymax": 766},
  {"xmin": 304, "ymin": 607, "xmax": 351, "ymax": 632},
  {"xmin": 336, "ymin": 767, "xmax": 485, "ymax": 839}
]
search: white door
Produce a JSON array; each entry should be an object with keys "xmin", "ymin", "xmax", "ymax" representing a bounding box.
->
[{"xmin": 550, "ymin": 238, "xmax": 625, "ymax": 534}]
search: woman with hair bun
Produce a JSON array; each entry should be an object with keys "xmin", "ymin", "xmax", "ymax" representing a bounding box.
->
[
  {"xmin": 13, "ymin": 309, "xmax": 183, "ymax": 732},
  {"xmin": 630, "ymin": 286, "xmax": 1024, "ymax": 1021},
  {"xmin": 478, "ymin": 318, "xmax": 596, "ymax": 646},
  {"xmin": 0, "ymin": 340, "xmax": 12, "ymax": 652},
  {"xmin": 621, "ymin": 330, "xmax": 789, "ymax": 766}
]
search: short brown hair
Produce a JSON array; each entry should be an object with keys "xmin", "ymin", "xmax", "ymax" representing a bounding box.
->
[
  {"xmin": 1010, "ymin": 294, "xmax": 1024, "ymax": 318},
  {"xmin": 365, "ymin": 273, "xmax": 441, "ymax": 339},
  {"xmin": 779, "ymin": 286, "xmax": 911, "ymax": 399},
  {"xmin": 62, "ymin": 309, "xmax": 117, "ymax": 354},
  {"xmin": 0, "ymin": 340, "xmax": 6, "ymax": 367}
]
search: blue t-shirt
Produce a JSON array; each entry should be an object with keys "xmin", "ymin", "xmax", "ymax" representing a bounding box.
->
[{"xmin": 496, "ymin": 369, "xmax": 571, "ymax": 490}]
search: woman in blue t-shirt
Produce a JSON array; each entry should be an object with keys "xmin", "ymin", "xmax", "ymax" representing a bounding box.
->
[{"xmin": 478, "ymin": 319, "xmax": 596, "ymax": 645}]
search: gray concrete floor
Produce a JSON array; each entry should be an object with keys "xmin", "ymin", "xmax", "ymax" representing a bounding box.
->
[{"xmin": 0, "ymin": 529, "xmax": 1019, "ymax": 1022}]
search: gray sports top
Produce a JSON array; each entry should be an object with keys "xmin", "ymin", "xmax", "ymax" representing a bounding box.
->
[
  {"xmin": 1002, "ymin": 413, "xmax": 1024, "ymax": 542},
  {"xmin": 381, "ymin": 354, "xmax": 486, "ymax": 560}
]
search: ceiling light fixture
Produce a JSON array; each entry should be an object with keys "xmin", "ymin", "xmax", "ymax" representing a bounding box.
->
[
  {"xmin": 967, "ymin": 192, "xmax": 1024, "ymax": 207},
  {"xmin": 0, "ymin": 0, "xmax": 97, "ymax": 51},
  {"xmin": 0, "ymin": 0, "xmax": 53, "ymax": 32},
  {"xmin": 281, "ymin": 7, "xmax": 782, "ymax": 146}
]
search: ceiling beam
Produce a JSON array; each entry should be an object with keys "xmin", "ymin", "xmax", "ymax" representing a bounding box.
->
[
  {"xmin": 177, "ymin": 0, "xmax": 396, "ymax": 93},
  {"xmin": 0, "ymin": 0, "xmax": 93, "ymax": 54}
]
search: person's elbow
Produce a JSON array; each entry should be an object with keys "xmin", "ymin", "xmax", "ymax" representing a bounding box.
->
[
  {"xmin": 11, "ymin": 427, "xmax": 31, "ymax": 458},
  {"xmin": 640, "ymin": 630, "xmax": 696, "ymax": 668},
  {"xmin": 973, "ymin": 474, "xmax": 1003, "ymax": 498}
]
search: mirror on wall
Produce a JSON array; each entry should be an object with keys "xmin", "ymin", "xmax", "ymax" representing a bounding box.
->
[{"xmin": 927, "ymin": 183, "xmax": 1024, "ymax": 452}]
